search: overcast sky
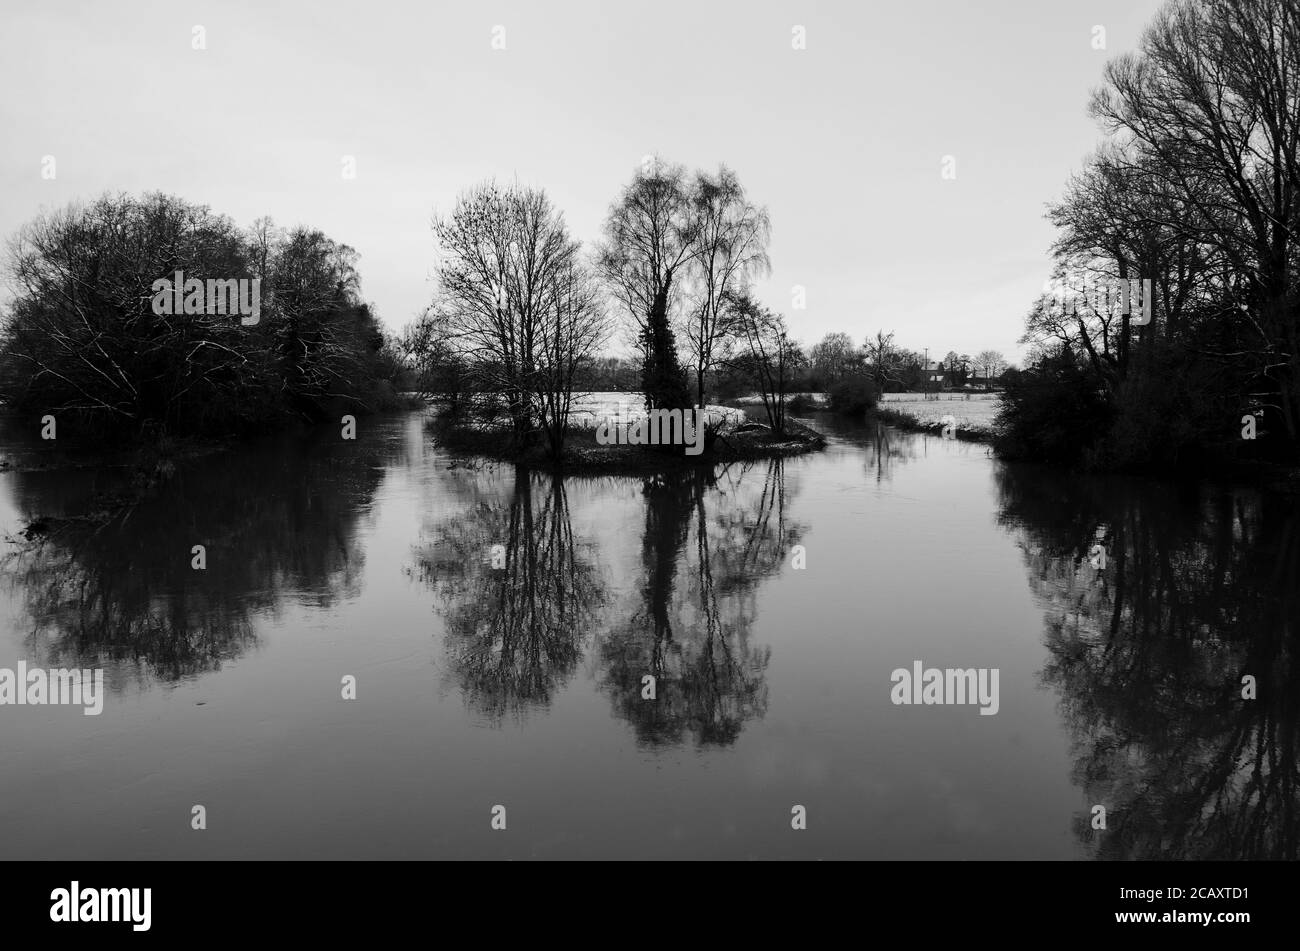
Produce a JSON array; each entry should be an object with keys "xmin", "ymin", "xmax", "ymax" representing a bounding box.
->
[{"xmin": 1, "ymin": 0, "xmax": 1166, "ymax": 363}]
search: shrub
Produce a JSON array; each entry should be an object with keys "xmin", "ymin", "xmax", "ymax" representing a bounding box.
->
[
  {"xmin": 827, "ymin": 375, "xmax": 880, "ymax": 415},
  {"xmin": 992, "ymin": 353, "xmax": 1111, "ymax": 465},
  {"xmin": 1087, "ymin": 346, "xmax": 1254, "ymax": 471},
  {"xmin": 787, "ymin": 393, "xmax": 815, "ymax": 415},
  {"xmin": 995, "ymin": 339, "xmax": 1277, "ymax": 471}
]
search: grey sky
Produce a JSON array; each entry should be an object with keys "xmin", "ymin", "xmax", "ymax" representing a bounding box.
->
[{"xmin": 1, "ymin": 0, "xmax": 1165, "ymax": 363}]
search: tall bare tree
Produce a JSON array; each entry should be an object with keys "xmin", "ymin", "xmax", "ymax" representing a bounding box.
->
[
  {"xmin": 1091, "ymin": 0, "xmax": 1300, "ymax": 436},
  {"xmin": 531, "ymin": 258, "xmax": 609, "ymax": 458},
  {"xmin": 684, "ymin": 165, "xmax": 771, "ymax": 405},
  {"xmin": 433, "ymin": 182, "xmax": 606, "ymax": 455},
  {"xmin": 598, "ymin": 159, "xmax": 697, "ymax": 410}
]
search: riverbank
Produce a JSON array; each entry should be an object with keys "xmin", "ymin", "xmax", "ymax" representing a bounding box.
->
[
  {"xmin": 873, "ymin": 402, "xmax": 1300, "ymax": 490},
  {"xmin": 872, "ymin": 408, "xmax": 994, "ymax": 443},
  {"xmin": 728, "ymin": 390, "xmax": 1000, "ymax": 442},
  {"xmin": 872, "ymin": 393, "xmax": 999, "ymax": 443}
]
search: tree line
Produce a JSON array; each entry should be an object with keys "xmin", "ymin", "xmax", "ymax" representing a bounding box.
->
[
  {"xmin": 404, "ymin": 159, "xmax": 804, "ymax": 455},
  {"xmin": 0, "ymin": 192, "xmax": 401, "ymax": 440},
  {"xmin": 807, "ymin": 331, "xmax": 1006, "ymax": 392},
  {"xmin": 0, "ymin": 180, "xmax": 1010, "ymax": 455},
  {"xmin": 1001, "ymin": 0, "xmax": 1300, "ymax": 470},
  {"xmin": 404, "ymin": 158, "xmax": 1010, "ymax": 452}
]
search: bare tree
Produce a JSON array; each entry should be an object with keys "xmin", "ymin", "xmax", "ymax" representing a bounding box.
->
[
  {"xmin": 1040, "ymin": 148, "xmax": 1223, "ymax": 393},
  {"xmin": 399, "ymin": 306, "xmax": 468, "ymax": 409},
  {"xmin": 808, "ymin": 331, "xmax": 858, "ymax": 386},
  {"xmin": 684, "ymin": 165, "xmax": 771, "ymax": 405},
  {"xmin": 1091, "ymin": 0, "xmax": 1300, "ymax": 436},
  {"xmin": 598, "ymin": 159, "xmax": 696, "ymax": 410},
  {"xmin": 530, "ymin": 258, "xmax": 609, "ymax": 458},
  {"xmin": 433, "ymin": 182, "xmax": 605, "ymax": 454},
  {"xmin": 726, "ymin": 292, "xmax": 800, "ymax": 434},
  {"xmin": 974, "ymin": 349, "xmax": 1006, "ymax": 388},
  {"xmin": 863, "ymin": 330, "xmax": 906, "ymax": 391}
]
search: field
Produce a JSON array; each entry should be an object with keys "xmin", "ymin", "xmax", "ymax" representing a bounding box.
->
[
  {"xmin": 566, "ymin": 392, "xmax": 745, "ymax": 429},
  {"xmin": 726, "ymin": 390, "xmax": 1000, "ymax": 436},
  {"xmin": 877, "ymin": 392, "xmax": 1001, "ymax": 436}
]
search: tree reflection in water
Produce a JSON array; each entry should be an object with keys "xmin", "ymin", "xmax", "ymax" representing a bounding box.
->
[
  {"xmin": 599, "ymin": 458, "xmax": 803, "ymax": 747},
  {"xmin": 415, "ymin": 467, "xmax": 604, "ymax": 723},
  {"xmin": 1, "ymin": 430, "xmax": 385, "ymax": 684},
  {"xmin": 997, "ymin": 465, "xmax": 1300, "ymax": 859},
  {"xmin": 416, "ymin": 457, "xmax": 804, "ymax": 747}
]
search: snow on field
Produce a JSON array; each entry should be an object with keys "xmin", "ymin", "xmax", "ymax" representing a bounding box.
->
[
  {"xmin": 566, "ymin": 392, "xmax": 746, "ymax": 429},
  {"xmin": 878, "ymin": 392, "xmax": 1001, "ymax": 432}
]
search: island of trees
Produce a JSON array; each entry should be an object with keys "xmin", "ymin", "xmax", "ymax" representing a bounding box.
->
[{"xmin": 402, "ymin": 159, "xmax": 823, "ymax": 470}]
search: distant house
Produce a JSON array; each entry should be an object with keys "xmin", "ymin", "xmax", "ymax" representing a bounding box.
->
[{"xmin": 969, "ymin": 369, "xmax": 1003, "ymax": 389}]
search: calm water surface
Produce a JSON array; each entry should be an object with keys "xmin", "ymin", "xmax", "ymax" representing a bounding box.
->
[{"xmin": 1, "ymin": 411, "xmax": 1296, "ymax": 859}]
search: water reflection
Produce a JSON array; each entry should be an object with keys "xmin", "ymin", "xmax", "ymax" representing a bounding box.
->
[
  {"xmin": 598, "ymin": 460, "xmax": 800, "ymax": 746},
  {"xmin": 6, "ymin": 407, "xmax": 1299, "ymax": 857},
  {"xmin": 815, "ymin": 413, "xmax": 921, "ymax": 483},
  {"xmin": 414, "ymin": 468, "xmax": 605, "ymax": 722},
  {"xmin": 412, "ymin": 457, "xmax": 803, "ymax": 747},
  {"xmin": 997, "ymin": 465, "xmax": 1300, "ymax": 859},
  {"xmin": 1, "ymin": 429, "xmax": 386, "ymax": 683},
  {"xmin": 864, "ymin": 420, "xmax": 920, "ymax": 484}
]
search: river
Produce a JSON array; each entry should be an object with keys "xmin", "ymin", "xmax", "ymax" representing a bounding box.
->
[{"xmin": 1, "ymin": 410, "xmax": 1295, "ymax": 859}]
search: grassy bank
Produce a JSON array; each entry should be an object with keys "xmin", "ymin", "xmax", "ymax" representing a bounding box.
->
[{"xmin": 872, "ymin": 393, "xmax": 1000, "ymax": 442}]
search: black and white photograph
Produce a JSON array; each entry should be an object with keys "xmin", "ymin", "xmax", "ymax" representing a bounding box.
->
[{"xmin": 0, "ymin": 0, "xmax": 1294, "ymax": 934}]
